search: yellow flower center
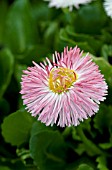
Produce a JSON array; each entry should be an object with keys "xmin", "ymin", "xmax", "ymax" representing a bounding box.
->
[{"xmin": 49, "ymin": 67, "xmax": 77, "ymax": 93}]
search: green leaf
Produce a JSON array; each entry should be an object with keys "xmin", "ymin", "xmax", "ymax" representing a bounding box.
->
[
  {"xmin": 59, "ymin": 29, "xmax": 94, "ymax": 53},
  {"xmin": 79, "ymin": 119, "xmax": 92, "ymax": 134},
  {"xmin": 17, "ymin": 44, "xmax": 49, "ymax": 65},
  {"xmin": 101, "ymin": 45, "xmax": 110, "ymax": 61},
  {"xmin": 101, "ymin": 44, "xmax": 112, "ymax": 61},
  {"xmin": 65, "ymin": 157, "xmax": 95, "ymax": 170},
  {"xmin": 66, "ymin": 26, "xmax": 102, "ymax": 55},
  {"xmin": 77, "ymin": 164, "xmax": 94, "ymax": 170},
  {"xmin": 92, "ymin": 55, "xmax": 112, "ymax": 104},
  {"xmin": 0, "ymin": 48, "xmax": 14, "ymax": 98},
  {"xmin": 31, "ymin": 1, "xmax": 54, "ymax": 22},
  {"xmin": 8, "ymin": 159, "xmax": 27, "ymax": 170},
  {"xmin": 99, "ymin": 143, "xmax": 112, "ymax": 150},
  {"xmin": 44, "ymin": 21, "xmax": 58, "ymax": 48},
  {"xmin": 109, "ymin": 126, "xmax": 112, "ymax": 144},
  {"xmin": 0, "ymin": 0, "xmax": 8, "ymax": 42},
  {"xmin": 74, "ymin": 143, "xmax": 86, "ymax": 155},
  {"xmin": 72, "ymin": 127, "xmax": 81, "ymax": 141},
  {"xmin": 96, "ymin": 156, "xmax": 109, "ymax": 170},
  {"xmin": 101, "ymin": 30, "xmax": 112, "ymax": 45},
  {"xmin": 31, "ymin": 121, "xmax": 51, "ymax": 136},
  {"xmin": 74, "ymin": 3, "xmax": 107, "ymax": 34},
  {"xmin": 14, "ymin": 64, "xmax": 27, "ymax": 87},
  {"xmin": 0, "ymin": 166, "xmax": 11, "ymax": 170},
  {"xmin": 1, "ymin": 109, "xmax": 34, "ymax": 146},
  {"xmin": 92, "ymin": 55, "xmax": 112, "ymax": 85},
  {"xmin": 0, "ymin": 98, "xmax": 10, "ymax": 119},
  {"xmin": 94, "ymin": 104, "xmax": 112, "ymax": 133},
  {"xmin": 62, "ymin": 126, "xmax": 73, "ymax": 138},
  {"xmin": 4, "ymin": 0, "xmax": 37, "ymax": 53},
  {"xmin": 30, "ymin": 123, "xmax": 66, "ymax": 170}
]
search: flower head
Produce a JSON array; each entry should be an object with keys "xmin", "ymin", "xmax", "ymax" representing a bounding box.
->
[
  {"xmin": 44, "ymin": 0, "xmax": 93, "ymax": 10},
  {"xmin": 104, "ymin": 0, "xmax": 112, "ymax": 18},
  {"xmin": 20, "ymin": 46, "xmax": 108, "ymax": 127}
]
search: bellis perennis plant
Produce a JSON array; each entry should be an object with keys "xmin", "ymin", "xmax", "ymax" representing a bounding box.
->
[
  {"xmin": 44, "ymin": 0, "xmax": 93, "ymax": 10},
  {"xmin": 20, "ymin": 46, "xmax": 108, "ymax": 127}
]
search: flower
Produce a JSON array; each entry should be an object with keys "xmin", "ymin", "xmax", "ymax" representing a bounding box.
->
[
  {"xmin": 44, "ymin": 0, "xmax": 93, "ymax": 10},
  {"xmin": 104, "ymin": 0, "xmax": 112, "ymax": 18},
  {"xmin": 20, "ymin": 46, "xmax": 108, "ymax": 127}
]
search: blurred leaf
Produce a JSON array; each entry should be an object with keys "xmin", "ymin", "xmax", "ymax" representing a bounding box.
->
[
  {"xmin": 79, "ymin": 119, "xmax": 91, "ymax": 134},
  {"xmin": 94, "ymin": 104, "xmax": 112, "ymax": 134},
  {"xmin": 0, "ymin": 166, "xmax": 11, "ymax": 170},
  {"xmin": 0, "ymin": 48, "xmax": 14, "ymax": 98},
  {"xmin": 1, "ymin": 109, "xmax": 34, "ymax": 146},
  {"xmin": 31, "ymin": 1, "xmax": 56, "ymax": 22},
  {"xmin": 77, "ymin": 164, "xmax": 94, "ymax": 170},
  {"xmin": 101, "ymin": 30, "xmax": 112, "ymax": 44},
  {"xmin": 14, "ymin": 64, "xmax": 27, "ymax": 87},
  {"xmin": 62, "ymin": 126, "xmax": 73, "ymax": 138},
  {"xmin": 101, "ymin": 44, "xmax": 112, "ymax": 61},
  {"xmin": 4, "ymin": 0, "xmax": 38, "ymax": 53},
  {"xmin": 59, "ymin": 28, "xmax": 76, "ymax": 44},
  {"xmin": 31, "ymin": 121, "xmax": 51, "ymax": 136},
  {"xmin": 66, "ymin": 25, "xmax": 102, "ymax": 55},
  {"xmin": 65, "ymin": 157, "xmax": 95, "ymax": 170},
  {"xmin": 60, "ymin": 9, "xmax": 76, "ymax": 25},
  {"xmin": 96, "ymin": 156, "xmax": 109, "ymax": 170},
  {"xmin": 25, "ymin": 167, "xmax": 38, "ymax": 170},
  {"xmin": 74, "ymin": 3, "xmax": 107, "ymax": 34},
  {"xmin": 59, "ymin": 29, "xmax": 94, "ymax": 53},
  {"xmin": 108, "ymin": 46, "xmax": 112, "ymax": 57},
  {"xmin": 10, "ymin": 159, "xmax": 27, "ymax": 170},
  {"xmin": 44, "ymin": 21, "xmax": 58, "ymax": 48},
  {"xmin": 0, "ymin": 0, "xmax": 8, "ymax": 42},
  {"xmin": 74, "ymin": 143, "xmax": 85, "ymax": 155},
  {"xmin": 92, "ymin": 55, "xmax": 112, "ymax": 104},
  {"xmin": 93, "ymin": 54, "xmax": 112, "ymax": 81},
  {"xmin": 0, "ymin": 157, "xmax": 28, "ymax": 170},
  {"xmin": 99, "ymin": 143, "xmax": 112, "ymax": 150},
  {"xmin": 30, "ymin": 122, "xmax": 66, "ymax": 170},
  {"xmin": 17, "ymin": 44, "xmax": 49, "ymax": 65},
  {"xmin": 109, "ymin": 126, "xmax": 112, "ymax": 144},
  {"xmin": 101, "ymin": 45, "xmax": 110, "ymax": 61},
  {"xmin": 0, "ymin": 98, "xmax": 10, "ymax": 119},
  {"xmin": 72, "ymin": 127, "xmax": 81, "ymax": 141}
]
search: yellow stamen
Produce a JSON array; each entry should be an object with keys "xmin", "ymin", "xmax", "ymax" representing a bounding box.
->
[{"xmin": 49, "ymin": 67, "xmax": 77, "ymax": 93}]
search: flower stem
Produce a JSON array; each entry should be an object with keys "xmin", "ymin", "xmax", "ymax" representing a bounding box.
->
[
  {"xmin": 46, "ymin": 152, "xmax": 65, "ymax": 163},
  {"xmin": 76, "ymin": 126, "xmax": 102, "ymax": 155}
]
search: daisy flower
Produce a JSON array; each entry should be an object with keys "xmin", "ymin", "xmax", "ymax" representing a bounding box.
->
[
  {"xmin": 20, "ymin": 46, "xmax": 108, "ymax": 127},
  {"xmin": 103, "ymin": 0, "xmax": 112, "ymax": 18},
  {"xmin": 44, "ymin": 0, "xmax": 93, "ymax": 10}
]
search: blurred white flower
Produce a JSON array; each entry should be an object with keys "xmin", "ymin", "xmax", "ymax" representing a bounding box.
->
[
  {"xmin": 104, "ymin": 0, "xmax": 112, "ymax": 18},
  {"xmin": 44, "ymin": 0, "xmax": 93, "ymax": 11}
]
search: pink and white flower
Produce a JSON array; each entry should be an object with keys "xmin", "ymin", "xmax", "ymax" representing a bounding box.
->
[
  {"xmin": 20, "ymin": 46, "xmax": 108, "ymax": 127},
  {"xmin": 44, "ymin": 0, "xmax": 93, "ymax": 10}
]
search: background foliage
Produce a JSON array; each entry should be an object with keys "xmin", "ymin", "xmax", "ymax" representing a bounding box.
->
[{"xmin": 0, "ymin": 0, "xmax": 112, "ymax": 169}]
